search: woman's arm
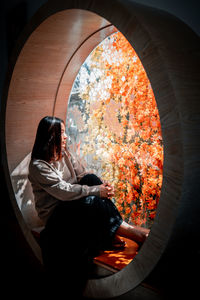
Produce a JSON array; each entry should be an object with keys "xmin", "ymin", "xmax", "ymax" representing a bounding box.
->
[{"xmin": 29, "ymin": 160, "xmax": 100, "ymax": 201}]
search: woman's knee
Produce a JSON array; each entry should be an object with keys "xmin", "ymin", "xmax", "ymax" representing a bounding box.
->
[{"xmin": 79, "ymin": 174, "xmax": 102, "ymax": 186}]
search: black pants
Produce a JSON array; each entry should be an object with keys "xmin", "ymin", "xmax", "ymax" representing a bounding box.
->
[
  {"xmin": 40, "ymin": 174, "xmax": 122, "ymax": 296},
  {"xmin": 79, "ymin": 173, "xmax": 102, "ymax": 185}
]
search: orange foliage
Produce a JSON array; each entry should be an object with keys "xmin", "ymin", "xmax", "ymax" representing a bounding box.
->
[{"xmin": 79, "ymin": 32, "xmax": 163, "ymax": 228}]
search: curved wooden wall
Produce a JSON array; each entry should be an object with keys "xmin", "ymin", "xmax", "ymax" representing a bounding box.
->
[
  {"xmin": 2, "ymin": 0, "xmax": 200, "ymax": 298},
  {"xmin": 5, "ymin": 8, "xmax": 117, "ymax": 266},
  {"xmin": 6, "ymin": 9, "xmax": 116, "ymax": 173}
]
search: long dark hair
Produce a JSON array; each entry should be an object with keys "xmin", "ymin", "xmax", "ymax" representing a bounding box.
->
[{"xmin": 31, "ymin": 116, "xmax": 64, "ymax": 162}]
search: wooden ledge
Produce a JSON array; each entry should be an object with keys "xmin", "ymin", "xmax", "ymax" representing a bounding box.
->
[
  {"xmin": 94, "ymin": 237, "xmax": 139, "ymax": 272},
  {"xmin": 31, "ymin": 228, "xmax": 139, "ymax": 272}
]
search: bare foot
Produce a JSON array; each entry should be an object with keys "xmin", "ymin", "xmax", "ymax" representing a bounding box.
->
[
  {"xmin": 133, "ymin": 226, "xmax": 149, "ymax": 244},
  {"xmin": 116, "ymin": 221, "xmax": 150, "ymax": 245}
]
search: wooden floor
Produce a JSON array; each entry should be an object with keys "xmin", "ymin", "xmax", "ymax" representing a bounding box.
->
[{"xmin": 94, "ymin": 238, "xmax": 139, "ymax": 272}]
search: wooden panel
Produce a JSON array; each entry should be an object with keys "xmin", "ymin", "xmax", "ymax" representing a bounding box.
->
[
  {"xmin": 6, "ymin": 9, "xmax": 111, "ymax": 172},
  {"xmin": 94, "ymin": 238, "xmax": 139, "ymax": 272},
  {"xmin": 54, "ymin": 25, "xmax": 117, "ymax": 120}
]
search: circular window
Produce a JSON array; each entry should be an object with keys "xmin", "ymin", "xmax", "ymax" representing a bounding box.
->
[{"xmin": 66, "ymin": 31, "xmax": 163, "ymax": 233}]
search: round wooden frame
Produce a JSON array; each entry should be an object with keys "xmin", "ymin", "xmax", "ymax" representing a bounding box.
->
[{"xmin": 1, "ymin": 0, "xmax": 200, "ymax": 298}]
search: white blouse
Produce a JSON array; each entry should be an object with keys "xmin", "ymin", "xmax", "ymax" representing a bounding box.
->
[{"xmin": 28, "ymin": 151, "xmax": 100, "ymax": 224}]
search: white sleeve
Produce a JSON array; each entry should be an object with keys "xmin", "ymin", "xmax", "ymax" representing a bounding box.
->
[{"xmin": 29, "ymin": 161, "xmax": 100, "ymax": 201}]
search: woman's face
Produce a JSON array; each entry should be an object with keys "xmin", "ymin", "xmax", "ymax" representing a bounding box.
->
[{"xmin": 61, "ymin": 122, "xmax": 67, "ymax": 151}]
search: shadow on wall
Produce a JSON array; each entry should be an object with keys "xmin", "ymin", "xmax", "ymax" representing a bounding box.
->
[
  {"xmin": 5, "ymin": 2, "xmax": 28, "ymax": 57},
  {"xmin": 11, "ymin": 153, "xmax": 44, "ymax": 230}
]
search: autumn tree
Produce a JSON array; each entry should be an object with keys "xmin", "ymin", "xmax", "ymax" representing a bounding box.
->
[{"xmin": 68, "ymin": 32, "xmax": 163, "ymax": 228}]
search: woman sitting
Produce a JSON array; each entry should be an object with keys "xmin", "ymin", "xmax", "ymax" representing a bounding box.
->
[{"xmin": 28, "ymin": 116, "xmax": 149, "ymax": 296}]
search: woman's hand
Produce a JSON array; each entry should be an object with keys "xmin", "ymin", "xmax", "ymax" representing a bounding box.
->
[{"xmin": 100, "ymin": 183, "xmax": 114, "ymax": 199}]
